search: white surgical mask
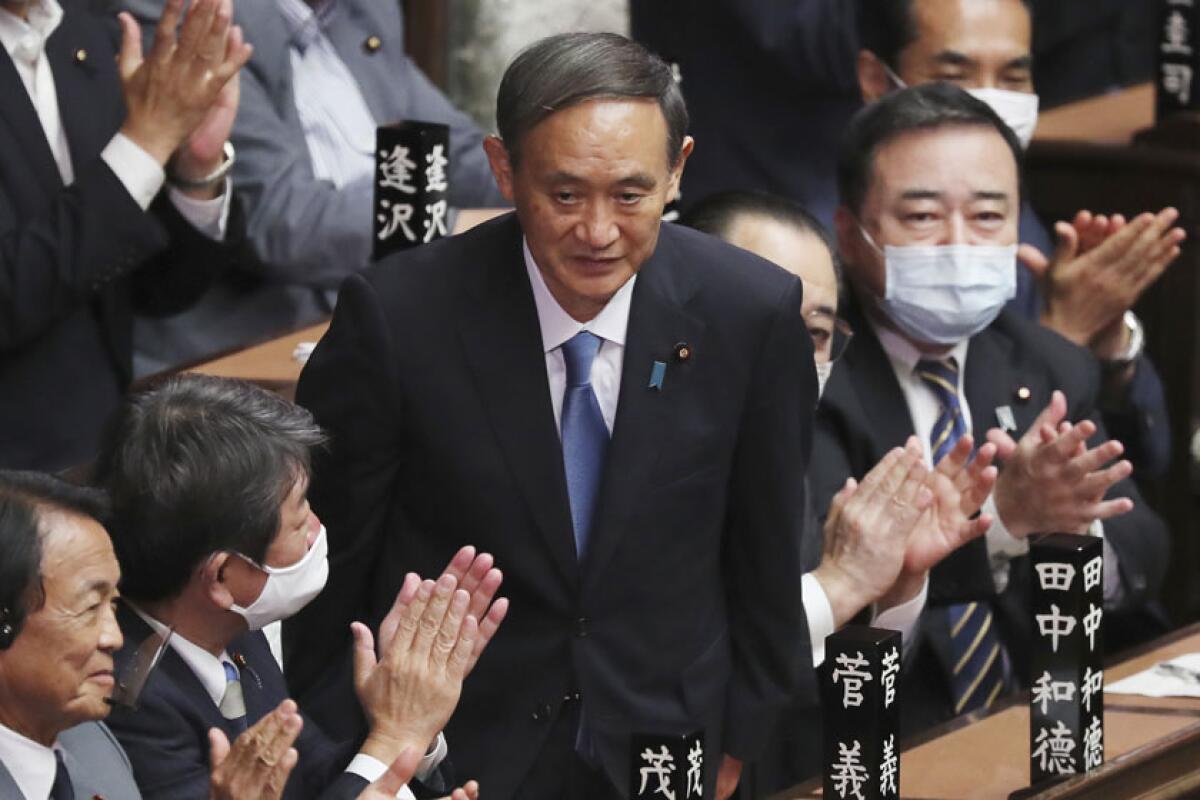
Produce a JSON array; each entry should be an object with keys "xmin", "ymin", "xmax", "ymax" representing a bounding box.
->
[
  {"xmin": 815, "ymin": 359, "xmax": 833, "ymax": 400},
  {"xmin": 878, "ymin": 242, "xmax": 1017, "ymax": 346},
  {"xmin": 967, "ymin": 88, "xmax": 1040, "ymax": 149},
  {"xmin": 229, "ymin": 525, "xmax": 329, "ymax": 631}
]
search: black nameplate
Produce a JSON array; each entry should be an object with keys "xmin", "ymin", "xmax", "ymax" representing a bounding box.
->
[
  {"xmin": 629, "ymin": 730, "xmax": 704, "ymax": 799},
  {"xmin": 372, "ymin": 120, "xmax": 451, "ymax": 260},
  {"xmin": 821, "ymin": 625, "xmax": 901, "ymax": 800},
  {"xmin": 1158, "ymin": 0, "xmax": 1200, "ymax": 119},
  {"xmin": 1029, "ymin": 534, "xmax": 1104, "ymax": 784}
]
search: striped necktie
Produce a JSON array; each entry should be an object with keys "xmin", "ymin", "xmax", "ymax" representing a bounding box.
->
[
  {"xmin": 915, "ymin": 358, "xmax": 1009, "ymax": 715},
  {"xmin": 560, "ymin": 331, "xmax": 610, "ymax": 562}
]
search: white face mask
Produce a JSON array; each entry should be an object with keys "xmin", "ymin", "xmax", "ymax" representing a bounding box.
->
[
  {"xmin": 815, "ymin": 359, "xmax": 833, "ymax": 400},
  {"xmin": 229, "ymin": 525, "xmax": 329, "ymax": 631},
  {"xmin": 967, "ymin": 88, "xmax": 1040, "ymax": 149},
  {"xmin": 877, "ymin": 241, "xmax": 1017, "ymax": 346}
]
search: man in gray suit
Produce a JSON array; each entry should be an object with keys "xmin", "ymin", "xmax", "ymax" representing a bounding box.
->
[
  {"xmin": 0, "ymin": 470, "xmax": 333, "ymax": 800},
  {"xmin": 124, "ymin": 0, "xmax": 508, "ymax": 374}
]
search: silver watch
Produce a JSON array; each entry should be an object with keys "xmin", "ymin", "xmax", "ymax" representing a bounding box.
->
[
  {"xmin": 1102, "ymin": 310, "xmax": 1144, "ymax": 370},
  {"xmin": 168, "ymin": 140, "xmax": 235, "ymax": 190}
]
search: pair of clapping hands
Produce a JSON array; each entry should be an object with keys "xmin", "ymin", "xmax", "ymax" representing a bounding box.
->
[
  {"xmin": 207, "ymin": 547, "xmax": 508, "ymax": 800},
  {"xmin": 815, "ymin": 390, "xmax": 1132, "ymax": 627}
]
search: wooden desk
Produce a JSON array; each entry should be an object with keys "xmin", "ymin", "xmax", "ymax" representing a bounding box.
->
[
  {"xmin": 777, "ymin": 625, "xmax": 1200, "ymax": 800},
  {"xmin": 187, "ymin": 321, "xmax": 330, "ymax": 400}
]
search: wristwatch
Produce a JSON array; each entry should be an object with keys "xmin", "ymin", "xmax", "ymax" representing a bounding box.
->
[
  {"xmin": 168, "ymin": 141, "xmax": 235, "ymax": 190},
  {"xmin": 1100, "ymin": 310, "xmax": 1144, "ymax": 371}
]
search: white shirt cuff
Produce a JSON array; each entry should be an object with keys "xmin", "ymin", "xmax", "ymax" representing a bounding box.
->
[
  {"xmin": 982, "ymin": 493, "xmax": 1029, "ymax": 592},
  {"xmin": 801, "ymin": 572, "xmax": 835, "ymax": 668},
  {"xmin": 167, "ymin": 177, "xmax": 231, "ymax": 241},
  {"xmin": 344, "ymin": 733, "xmax": 447, "ymax": 797},
  {"xmin": 100, "ymin": 132, "xmax": 165, "ymax": 211},
  {"xmin": 871, "ymin": 574, "xmax": 929, "ymax": 656}
]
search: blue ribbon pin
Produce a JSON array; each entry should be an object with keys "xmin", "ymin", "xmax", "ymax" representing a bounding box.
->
[{"xmin": 648, "ymin": 360, "xmax": 667, "ymax": 391}]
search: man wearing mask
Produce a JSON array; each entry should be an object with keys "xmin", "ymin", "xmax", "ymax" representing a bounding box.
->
[
  {"xmin": 814, "ymin": 82, "xmax": 1169, "ymax": 735},
  {"xmin": 95, "ymin": 374, "xmax": 504, "ymax": 799},
  {"xmin": 855, "ymin": 0, "xmax": 1185, "ymax": 479},
  {"xmin": 685, "ymin": 190, "xmax": 999, "ymax": 793}
]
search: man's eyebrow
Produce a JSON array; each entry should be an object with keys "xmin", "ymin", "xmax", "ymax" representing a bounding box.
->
[
  {"xmin": 931, "ymin": 50, "xmax": 974, "ymax": 68},
  {"xmin": 617, "ymin": 173, "xmax": 658, "ymax": 190},
  {"xmin": 898, "ymin": 189, "xmax": 944, "ymax": 201},
  {"xmin": 972, "ymin": 191, "xmax": 1011, "ymax": 204},
  {"xmin": 1004, "ymin": 55, "xmax": 1034, "ymax": 71},
  {"xmin": 811, "ymin": 304, "xmax": 838, "ymax": 317}
]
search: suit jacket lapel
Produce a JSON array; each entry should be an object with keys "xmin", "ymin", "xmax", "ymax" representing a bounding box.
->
[
  {"xmin": 457, "ymin": 218, "xmax": 579, "ymax": 589},
  {"xmin": 838, "ymin": 293, "xmax": 917, "ymax": 457},
  {"xmin": 46, "ymin": 10, "xmax": 108, "ymax": 177},
  {"xmin": 964, "ymin": 316, "xmax": 1040, "ymax": 439},
  {"xmin": 238, "ymin": 2, "xmax": 292, "ymax": 107},
  {"xmin": 0, "ymin": 757, "xmax": 23, "ymax": 799},
  {"xmin": 326, "ymin": 1, "xmax": 393, "ymax": 123},
  {"xmin": 583, "ymin": 230, "xmax": 706, "ymax": 589}
]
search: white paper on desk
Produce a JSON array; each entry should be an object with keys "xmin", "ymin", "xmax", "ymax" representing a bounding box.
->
[
  {"xmin": 292, "ymin": 341, "xmax": 317, "ymax": 365},
  {"xmin": 1105, "ymin": 653, "xmax": 1200, "ymax": 697}
]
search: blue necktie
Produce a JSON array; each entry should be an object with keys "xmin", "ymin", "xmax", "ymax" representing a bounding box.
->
[
  {"xmin": 560, "ymin": 331, "xmax": 610, "ymax": 561},
  {"xmin": 50, "ymin": 751, "xmax": 73, "ymax": 800},
  {"xmin": 220, "ymin": 660, "xmax": 248, "ymax": 732},
  {"xmin": 916, "ymin": 358, "xmax": 1009, "ymax": 715}
]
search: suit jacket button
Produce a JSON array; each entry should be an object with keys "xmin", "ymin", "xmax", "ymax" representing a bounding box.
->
[
  {"xmin": 532, "ymin": 702, "xmax": 552, "ymax": 722},
  {"xmin": 574, "ymin": 617, "xmax": 588, "ymax": 637}
]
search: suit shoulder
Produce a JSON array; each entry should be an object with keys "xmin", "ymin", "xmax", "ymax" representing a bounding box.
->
[{"xmin": 661, "ymin": 223, "xmax": 802, "ymax": 312}]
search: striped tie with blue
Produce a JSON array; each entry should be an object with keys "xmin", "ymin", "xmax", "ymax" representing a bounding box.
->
[{"xmin": 915, "ymin": 357, "xmax": 1009, "ymax": 715}]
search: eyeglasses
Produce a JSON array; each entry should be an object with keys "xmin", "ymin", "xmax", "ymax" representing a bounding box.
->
[
  {"xmin": 107, "ymin": 625, "xmax": 174, "ymax": 711},
  {"xmin": 807, "ymin": 310, "xmax": 854, "ymax": 363}
]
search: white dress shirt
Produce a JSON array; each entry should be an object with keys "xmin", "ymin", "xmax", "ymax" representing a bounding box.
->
[
  {"xmin": 0, "ymin": 720, "xmax": 60, "ymax": 800},
  {"xmin": 0, "ymin": 0, "xmax": 229, "ymax": 238},
  {"xmin": 130, "ymin": 606, "xmax": 444, "ymax": 794},
  {"xmin": 524, "ymin": 239, "xmax": 634, "ymax": 433},
  {"xmin": 801, "ymin": 573, "xmax": 928, "ymax": 668}
]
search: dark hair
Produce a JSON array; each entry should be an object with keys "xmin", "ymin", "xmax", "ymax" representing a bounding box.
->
[
  {"xmin": 94, "ymin": 375, "xmax": 325, "ymax": 604},
  {"xmin": 856, "ymin": 0, "xmax": 1032, "ymax": 70},
  {"xmin": 836, "ymin": 81, "xmax": 1024, "ymax": 216},
  {"xmin": 0, "ymin": 471, "xmax": 109, "ymax": 645},
  {"xmin": 495, "ymin": 32, "xmax": 688, "ymax": 168},
  {"xmin": 681, "ymin": 190, "xmax": 843, "ymax": 288}
]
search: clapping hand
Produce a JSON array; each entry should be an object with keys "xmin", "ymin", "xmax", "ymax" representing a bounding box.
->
[{"xmin": 207, "ymin": 700, "xmax": 302, "ymax": 800}]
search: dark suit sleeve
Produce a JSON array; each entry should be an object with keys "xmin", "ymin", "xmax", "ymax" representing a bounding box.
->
[
  {"xmin": 1100, "ymin": 356, "xmax": 1171, "ymax": 479},
  {"xmin": 286, "ymin": 273, "xmax": 405, "ymax": 698},
  {"xmin": 721, "ymin": 277, "xmax": 815, "ymax": 759}
]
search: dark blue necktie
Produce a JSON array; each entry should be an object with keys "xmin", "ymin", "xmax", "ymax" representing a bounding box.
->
[
  {"xmin": 916, "ymin": 357, "xmax": 1009, "ymax": 715},
  {"xmin": 50, "ymin": 751, "xmax": 73, "ymax": 800},
  {"xmin": 560, "ymin": 331, "xmax": 610, "ymax": 561}
]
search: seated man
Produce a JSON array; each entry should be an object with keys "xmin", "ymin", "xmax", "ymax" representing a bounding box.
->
[
  {"xmin": 0, "ymin": 0, "xmax": 253, "ymax": 471},
  {"xmin": 855, "ymin": 0, "xmax": 1185, "ymax": 478},
  {"xmin": 121, "ymin": 0, "xmax": 509, "ymax": 374},
  {"xmin": 814, "ymin": 81, "xmax": 1169, "ymax": 735},
  {"xmin": 685, "ymin": 190, "xmax": 998, "ymax": 793},
  {"xmin": 0, "ymin": 470, "xmax": 331, "ymax": 800},
  {"xmin": 94, "ymin": 374, "xmax": 506, "ymax": 799}
]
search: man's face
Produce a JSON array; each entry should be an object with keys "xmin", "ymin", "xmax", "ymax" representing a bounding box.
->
[
  {"xmin": 225, "ymin": 474, "xmax": 321, "ymax": 606},
  {"xmin": 485, "ymin": 99, "xmax": 692, "ymax": 322},
  {"xmin": 723, "ymin": 215, "xmax": 840, "ymax": 362},
  {"xmin": 0, "ymin": 510, "xmax": 123, "ymax": 742},
  {"xmin": 837, "ymin": 124, "xmax": 1020, "ymax": 301},
  {"xmin": 862, "ymin": 0, "xmax": 1033, "ymax": 100}
]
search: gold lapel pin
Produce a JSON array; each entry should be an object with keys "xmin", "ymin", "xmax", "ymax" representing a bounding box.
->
[
  {"xmin": 364, "ymin": 35, "xmax": 382, "ymax": 53},
  {"xmin": 73, "ymin": 48, "xmax": 87, "ymax": 63},
  {"xmin": 673, "ymin": 342, "xmax": 691, "ymax": 362},
  {"xmin": 1015, "ymin": 385, "xmax": 1032, "ymax": 403}
]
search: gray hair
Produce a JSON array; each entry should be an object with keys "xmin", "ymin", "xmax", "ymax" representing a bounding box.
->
[{"xmin": 495, "ymin": 32, "xmax": 689, "ymax": 168}]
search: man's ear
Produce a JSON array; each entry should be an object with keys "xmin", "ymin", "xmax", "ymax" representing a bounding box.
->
[
  {"xmin": 857, "ymin": 49, "xmax": 890, "ymax": 103},
  {"xmin": 483, "ymin": 135, "xmax": 517, "ymax": 203},
  {"xmin": 202, "ymin": 553, "xmax": 236, "ymax": 612},
  {"xmin": 666, "ymin": 135, "xmax": 695, "ymax": 205}
]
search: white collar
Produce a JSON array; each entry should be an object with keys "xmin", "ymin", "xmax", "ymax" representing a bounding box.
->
[
  {"xmin": 0, "ymin": 0, "xmax": 63, "ymax": 66},
  {"xmin": 522, "ymin": 237, "xmax": 635, "ymax": 353},
  {"xmin": 873, "ymin": 315, "xmax": 971, "ymax": 379},
  {"xmin": 130, "ymin": 605, "xmax": 233, "ymax": 708},
  {"xmin": 0, "ymin": 719, "xmax": 59, "ymax": 800}
]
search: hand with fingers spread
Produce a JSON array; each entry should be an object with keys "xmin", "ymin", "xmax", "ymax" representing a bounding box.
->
[
  {"xmin": 355, "ymin": 747, "xmax": 480, "ymax": 800},
  {"xmin": 354, "ymin": 574, "xmax": 479, "ymax": 769},
  {"xmin": 811, "ymin": 447, "xmax": 934, "ymax": 628},
  {"xmin": 208, "ymin": 699, "xmax": 302, "ymax": 800},
  {"xmin": 380, "ymin": 546, "xmax": 509, "ymax": 676},
  {"xmin": 987, "ymin": 390, "xmax": 1134, "ymax": 540},
  {"xmin": 877, "ymin": 435, "xmax": 998, "ymax": 611},
  {"xmin": 1017, "ymin": 207, "xmax": 1185, "ymax": 353},
  {"xmin": 116, "ymin": 0, "xmax": 253, "ymax": 170}
]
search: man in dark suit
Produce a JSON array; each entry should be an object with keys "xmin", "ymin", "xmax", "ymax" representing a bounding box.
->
[
  {"xmin": 813, "ymin": 82, "xmax": 1169, "ymax": 734},
  {"xmin": 96, "ymin": 374, "xmax": 496, "ymax": 799},
  {"xmin": 0, "ymin": 0, "xmax": 251, "ymax": 471},
  {"xmin": 286, "ymin": 32, "xmax": 815, "ymax": 800}
]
